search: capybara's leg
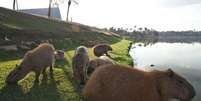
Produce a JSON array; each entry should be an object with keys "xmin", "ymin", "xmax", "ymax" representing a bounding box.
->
[
  {"xmin": 73, "ymin": 71, "xmax": 78, "ymax": 82},
  {"xmin": 80, "ymin": 71, "xmax": 85, "ymax": 85},
  {"xmin": 49, "ymin": 65, "xmax": 53, "ymax": 74},
  {"xmin": 42, "ymin": 68, "xmax": 47, "ymax": 80},
  {"xmin": 34, "ymin": 71, "xmax": 40, "ymax": 84},
  {"xmin": 83, "ymin": 66, "xmax": 88, "ymax": 83},
  {"xmin": 105, "ymin": 52, "xmax": 111, "ymax": 58}
]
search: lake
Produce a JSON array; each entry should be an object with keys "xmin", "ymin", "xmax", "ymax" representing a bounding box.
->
[{"xmin": 129, "ymin": 41, "xmax": 201, "ymax": 101}]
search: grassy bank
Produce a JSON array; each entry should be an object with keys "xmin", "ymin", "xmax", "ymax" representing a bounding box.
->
[
  {"xmin": 0, "ymin": 7, "xmax": 133, "ymax": 101},
  {"xmin": 0, "ymin": 39, "xmax": 132, "ymax": 101}
]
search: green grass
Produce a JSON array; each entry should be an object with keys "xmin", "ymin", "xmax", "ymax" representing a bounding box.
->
[
  {"xmin": 111, "ymin": 40, "xmax": 133, "ymax": 65},
  {"xmin": 0, "ymin": 39, "xmax": 132, "ymax": 101},
  {"xmin": 0, "ymin": 7, "xmax": 120, "ymax": 45}
]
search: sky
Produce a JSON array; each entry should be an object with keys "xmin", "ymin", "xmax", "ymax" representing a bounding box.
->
[{"xmin": 1, "ymin": 0, "xmax": 201, "ymax": 31}]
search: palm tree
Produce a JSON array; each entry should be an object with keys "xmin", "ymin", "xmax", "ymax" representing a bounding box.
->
[
  {"xmin": 66, "ymin": 0, "xmax": 78, "ymax": 22},
  {"xmin": 66, "ymin": 0, "xmax": 71, "ymax": 21},
  {"xmin": 48, "ymin": 0, "xmax": 52, "ymax": 18},
  {"xmin": 13, "ymin": 0, "xmax": 15, "ymax": 10},
  {"xmin": 52, "ymin": 0, "xmax": 78, "ymax": 21},
  {"xmin": 13, "ymin": 0, "xmax": 18, "ymax": 10},
  {"xmin": 138, "ymin": 27, "xmax": 143, "ymax": 31}
]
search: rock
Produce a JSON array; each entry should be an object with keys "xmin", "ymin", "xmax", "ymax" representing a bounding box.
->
[{"xmin": 0, "ymin": 45, "xmax": 18, "ymax": 51}]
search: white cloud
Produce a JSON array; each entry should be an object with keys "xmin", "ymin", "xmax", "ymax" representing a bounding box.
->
[{"xmin": 159, "ymin": 0, "xmax": 201, "ymax": 7}]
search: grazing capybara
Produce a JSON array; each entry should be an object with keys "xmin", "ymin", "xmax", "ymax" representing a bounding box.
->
[
  {"xmin": 83, "ymin": 64, "xmax": 195, "ymax": 101},
  {"xmin": 72, "ymin": 46, "xmax": 89, "ymax": 85},
  {"xmin": 87, "ymin": 56, "xmax": 114, "ymax": 78},
  {"xmin": 6, "ymin": 43, "xmax": 55, "ymax": 84},
  {"xmin": 93, "ymin": 44, "xmax": 112, "ymax": 57}
]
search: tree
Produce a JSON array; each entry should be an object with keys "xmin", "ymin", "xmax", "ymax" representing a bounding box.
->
[
  {"xmin": 13, "ymin": 0, "xmax": 16, "ymax": 10},
  {"xmin": 66, "ymin": 0, "xmax": 71, "ymax": 21},
  {"xmin": 52, "ymin": 0, "xmax": 78, "ymax": 22},
  {"xmin": 48, "ymin": 0, "xmax": 53, "ymax": 18},
  {"xmin": 13, "ymin": 0, "xmax": 18, "ymax": 10},
  {"xmin": 66, "ymin": 0, "xmax": 78, "ymax": 22},
  {"xmin": 138, "ymin": 27, "xmax": 143, "ymax": 31}
]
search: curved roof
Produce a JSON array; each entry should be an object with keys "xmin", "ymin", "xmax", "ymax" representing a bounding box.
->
[{"xmin": 20, "ymin": 7, "xmax": 61, "ymax": 19}]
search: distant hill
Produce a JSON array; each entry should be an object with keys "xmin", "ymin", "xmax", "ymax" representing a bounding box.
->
[{"xmin": 159, "ymin": 31, "xmax": 201, "ymax": 37}]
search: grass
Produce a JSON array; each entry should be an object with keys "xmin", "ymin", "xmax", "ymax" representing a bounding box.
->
[
  {"xmin": 0, "ymin": 39, "xmax": 132, "ymax": 101},
  {"xmin": 0, "ymin": 7, "xmax": 120, "ymax": 45},
  {"xmin": 0, "ymin": 7, "xmax": 132, "ymax": 101}
]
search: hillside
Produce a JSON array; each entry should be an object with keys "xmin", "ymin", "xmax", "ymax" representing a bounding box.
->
[
  {"xmin": 0, "ymin": 7, "xmax": 120, "ymax": 47},
  {"xmin": 0, "ymin": 7, "xmax": 132, "ymax": 101}
]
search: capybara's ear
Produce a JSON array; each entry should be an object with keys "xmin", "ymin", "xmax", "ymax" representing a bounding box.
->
[{"xmin": 167, "ymin": 68, "xmax": 174, "ymax": 77}]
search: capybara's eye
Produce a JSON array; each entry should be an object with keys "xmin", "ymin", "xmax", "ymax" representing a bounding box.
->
[{"xmin": 178, "ymin": 80, "xmax": 183, "ymax": 84}]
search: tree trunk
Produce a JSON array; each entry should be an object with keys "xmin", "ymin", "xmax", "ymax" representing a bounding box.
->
[
  {"xmin": 16, "ymin": 0, "xmax": 18, "ymax": 10},
  {"xmin": 48, "ymin": 0, "xmax": 52, "ymax": 18},
  {"xmin": 13, "ymin": 0, "xmax": 16, "ymax": 10},
  {"xmin": 66, "ymin": 0, "xmax": 71, "ymax": 22}
]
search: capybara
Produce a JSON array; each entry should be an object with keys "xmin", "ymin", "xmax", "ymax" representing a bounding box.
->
[
  {"xmin": 6, "ymin": 43, "xmax": 55, "ymax": 84},
  {"xmin": 72, "ymin": 46, "xmax": 89, "ymax": 85},
  {"xmin": 55, "ymin": 50, "xmax": 65, "ymax": 60},
  {"xmin": 83, "ymin": 64, "xmax": 195, "ymax": 101},
  {"xmin": 99, "ymin": 55, "xmax": 115, "ymax": 64},
  {"xmin": 87, "ymin": 56, "xmax": 114, "ymax": 78},
  {"xmin": 93, "ymin": 44, "xmax": 112, "ymax": 57}
]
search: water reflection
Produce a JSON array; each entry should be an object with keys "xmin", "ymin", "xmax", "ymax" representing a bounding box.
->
[
  {"xmin": 129, "ymin": 39, "xmax": 201, "ymax": 101},
  {"xmin": 130, "ymin": 42, "xmax": 201, "ymax": 69}
]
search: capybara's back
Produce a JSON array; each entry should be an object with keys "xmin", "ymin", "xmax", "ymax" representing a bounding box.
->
[
  {"xmin": 72, "ymin": 46, "xmax": 89, "ymax": 84},
  {"xmin": 83, "ymin": 64, "xmax": 148, "ymax": 101},
  {"xmin": 93, "ymin": 44, "xmax": 112, "ymax": 57},
  {"xmin": 30, "ymin": 43, "xmax": 55, "ymax": 69},
  {"xmin": 83, "ymin": 64, "xmax": 195, "ymax": 101},
  {"xmin": 87, "ymin": 58, "xmax": 114, "ymax": 77}
]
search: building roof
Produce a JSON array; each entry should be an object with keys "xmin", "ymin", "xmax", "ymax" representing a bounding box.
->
[{"xmin": 19, "ymin": 7, "xmax": 61, "ymax": 19}]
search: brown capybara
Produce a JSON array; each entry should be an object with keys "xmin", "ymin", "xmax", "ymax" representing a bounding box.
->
[
  {"xmin": 87, "ymin": 56, "xmax": 114, "ymax": 78},
  {"xmin": 83, "ymin": 64, "xmax": 195, "ymax": 101},
  {"xmin": 93, "ymin": 44, "xmax": 112, "ymax": 57},
  {"xmin": 72, "ymin": 46, "xmax": 89, "ymax": 85},
  {"xmin": 54, "ymin": 50, "xmax": 65, "ymax": 60},
  {"xmin": 6, "ymin": 43, "xmax": 55, "ymax": 84},
  {"xmin": 99, "ymin": 55, "xmax": 115, "ymax": 64}
]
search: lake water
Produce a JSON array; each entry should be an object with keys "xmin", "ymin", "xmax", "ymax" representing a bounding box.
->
[{"xmin": 129, "ymin": 41, "xmax": 201, "ymax": 101}]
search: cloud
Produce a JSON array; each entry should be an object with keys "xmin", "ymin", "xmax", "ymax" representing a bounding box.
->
[{"xmin": 160, "ymin": 0, "xmax": 201, "ymax": 7}]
